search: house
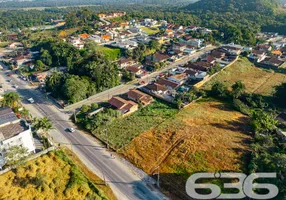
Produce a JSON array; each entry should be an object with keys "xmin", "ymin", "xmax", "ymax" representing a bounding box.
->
[
  {"xmin": 89, "ymin": 35, "xmax": 103, "ymax": 43},
  {"xmin": 198, "ymin": 28, "xmax": 212, "ymax": 35},
  {"xmin": 157, "ymin": 78, "xmax": 180, "ymax": 89},
  {"xmin": 119, "ymin": 57, "xmax": 137, "ymax": 69},
  {"xmin": 186, "ymin": 70, "xmax": 207, "ymax": 80},
  {"xmin": 101, "ymin": 35, "xmax": 111, "ymax": 42},
  {"xmin": 189, "ymin": 39, "xmax": 203, "ymax": 48},
  {"xmin": 78, "ymin": 33, "xmax": 89, "ymax": 40},
  {"xmin": 108, "ymin": 96, "xmax": 138, "ymax": 115},
  {"xmin": 8, "ymin": 42, "xmax": 23, "ymax": 49},
  {"xmin": 127, "ymin": 89, "xmax": 154, "ymax": 106},
  {"xmin": 111, "ymin": 39, "xmax": 138, "ymax": 50},
  {"xmin": 257, "ymin": 44, "xmax": 272, "ymax": 52},
  {"xmin": 173, "ymin": 43, "xmax": 186, "ymax": 51},
  {"xmin": 165, "ymin": 29, "xmax": 174, "ymax": 37},
  {"xmin": 126, "ymin": 65, "xmax": 144, "ymax": 77},
  {"xmin": 148, "ymin": 52, "xmax": 170, "ymax": 63},
  {"xmin": 167, "ymin": 73, "xmax": 188, "ymax": 84},
  {"xmin": 248, "ymin": 50, "xmax": 266, "ymax": 62},
  {"xmin": 185, "ymin": 62, "xmax": 212, "ymax": 72},
  {"xmin": 8, "ymin": 34, "xmax": 18, "ymax": 41},
  {"xmin": 271, "ymin": 50, "xmax": 282, "ymax": 56},
  {"xmin": 262, "ymin": 56, "xmax": 285, "ymax": 68},
  {"xmin": 69, "ymin": 37, "xmax": 84, "ymax": 49},
  {"xmin": 221, "ymin": 46, "xmax": 242, "ymax": 55},
  {"xmin": 145, "ymin": 83, "xmax": 168, "ymax": 94},
  {"xmin": 0, "ymin": 107, "xmax": 35, "ymax": 169}
]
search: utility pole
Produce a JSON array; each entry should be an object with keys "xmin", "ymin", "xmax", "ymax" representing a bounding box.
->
[
  {"xmin": 153, "ymin": 166, "xmax": 160, "ymax": 188},
  {"xmin": 73, "ymin": 109, "xmax": 77, "ymax": 123},
  {"xmin": 104, "ymin": 128, "xmax": 109, "ymax": 150}
]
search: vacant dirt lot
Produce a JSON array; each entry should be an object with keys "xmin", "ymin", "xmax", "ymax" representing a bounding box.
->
[
  {"xmin": 203, "ymin": 57, "xmax": 286, "ymax": 96},
  {"xmin": 122, "ymin": 99, "xmax": 252, "ymax": 200}
]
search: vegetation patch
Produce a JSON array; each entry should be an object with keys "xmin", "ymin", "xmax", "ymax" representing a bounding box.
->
[
  {"xmin": 96, "ymin": 46, "xmax": 121, "ymax": 60},
  {"xmin": 202, "ymin": 57, "xmax": 286, "ymax": 96},
  {"xmin": 141, "ymin": 26, "xmax": 160, "ymax": 35},
  {"xmin": 122, "ymin": 99, "xmax": 252, "ymax": 200},
  {"xmin": 92, "ymin": 100, "xmax": 178, "ymax": 149},
  {"xmin": 0, "ymin": 150, "xmax": 113, "ymax": 200}
]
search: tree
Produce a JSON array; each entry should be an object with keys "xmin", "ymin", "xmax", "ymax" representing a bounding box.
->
[
  {"xmin": 5, "ymin": 145, "xmax": 29, "ymax": 167},
  {"xmin": 149, "ymin": 40, "xmax": 160, "ymax": 50},
  {"xmin": 62, "ymin": 76, "xmax": 89, "ymax": 104},
  {"xmin": 40, "ymin": 49, "xmax": 52, "ymax": 66},
  {"xmin": 231, "ymin": 81, "xmax": 245, "ymax": 99},
  {"xmin": 32, "ymin": 117, "xmax": 53, "ymax": 133},
  {"xmin": 1, "ymin": 92, "xmax": 21, "ymax": 108},
  {"xmin": 211, "ymin": 82, "xmax": 228, "ymax": 98},
  {"xmin": 251, "ymin": 110, "xmax": 278, "ymax": 134},
  {"xmin": 19, "ymin": 108, "xmax": 32, "ymax": 121},
  {"xmin": 34, "ymin": 60, "xmax": 46, "ymax": 71},
  {"xmin": 274, "ymin": 83, "xmax": 286, "ymax": 108}
]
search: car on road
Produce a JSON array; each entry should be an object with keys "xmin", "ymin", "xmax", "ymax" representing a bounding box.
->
[
  {"xmin": 27, "ymin": 98, "xmax": 35, "ymax": 103},
  {"xmin": 67, "ymin": 128, "xmax": 75, "ymax": 133},
  {"xmin": 7, "ymin": 74, "xmax": 12, "ymax": 77},
  {"xmin": 13, "ymin": 84, "xmax": 18, "ymax": 88}
]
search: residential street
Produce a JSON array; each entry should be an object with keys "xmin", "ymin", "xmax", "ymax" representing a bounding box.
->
[
  {"xmin": 65, "ymin": 45, "xmax": 216, "ymax": 111},
  {"xmin": 0, "ymin": 62, "xmax": 166, "ymax": 200}
]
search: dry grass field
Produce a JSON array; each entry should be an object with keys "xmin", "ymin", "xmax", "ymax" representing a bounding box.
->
[
  {"xmin": 0, "ymin": 149, "xmax": 115, "ymax": 200},
  {"xmin": 122, "ymin": 99, "xmax": 252, "ymax": 200},
  {"xmin": 203, "ymin": 57, "xmax": 286, "ymax": 96}
]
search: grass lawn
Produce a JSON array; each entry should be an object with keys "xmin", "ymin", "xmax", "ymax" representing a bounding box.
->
[
  {"xmin": 92, "ymin": 100, "xmax": 178, "ymax": 150},
  {"xmin": 0, "ymin": 149, "xmax": 115, "ymax": 200},
  {"xmin": 0, "ymin": 42, "xmax": 9, "ymax": 48},
  {"xmin": 122, "ymin": 99, "xmax": 252, "ymax": 200},
  {"xmin": 141, "ymin": 26, "xmax": 160, "ymax": 35},
  {"xmin": 96, "ymin": 46, "xmax": 121, "ymax": 60},
  {"xmin": 202, "ymin": 57, "xmax": 286, "ymax": 96}
]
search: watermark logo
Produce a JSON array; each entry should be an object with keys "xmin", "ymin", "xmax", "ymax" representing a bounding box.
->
[{"xmin": 186, "ymin": 172, "xmax": 279, "ymax": 199}]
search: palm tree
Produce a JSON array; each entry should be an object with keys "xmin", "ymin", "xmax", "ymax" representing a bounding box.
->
[
  {"xmin": 1, "ymin": 92, "xmax": 21, "ymax": 108},
  {"xmin": 20, "ymin": 108, "xmax": 32, "ymax": 121},
  {"xmin": 32, "ymin": 117, "xmax": 53, "ymax": 134}
]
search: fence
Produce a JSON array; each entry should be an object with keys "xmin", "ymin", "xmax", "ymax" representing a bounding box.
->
[{"xmin": 0, "ymin": 146, "xmax": 56, "ymax": 175}]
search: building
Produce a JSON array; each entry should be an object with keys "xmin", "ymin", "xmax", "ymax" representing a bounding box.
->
[
  {"xmin": 167, "ymin": 73, "xmax": 188, "ymax": 84},
  {"xmin": 262, "ymin": 56, "xmax": 285, "ymax": 68},
  {"xmin": 248, "ymin": 50, "xmax": 266, "ymax": 62},
  {"xmin": 8, "ymin": 42, "xmax": 23, "ymax": 49},
  {"xmin": 108, "ymin": 96, "xmax": 138, "ymax": 115},
  {"xmin": 127, "ymin": 89, "xmax": 154, "ymax": 106},
  {"xmin": 0, "ymin": 107, "xmax": 35, "ymax": 168},
  {"xmin": 157, "ymin": 78, "xmax": 180, "ymax": 90},
  {"xmin": 126, "ymin": 65, "xmax": 144, "ymax": 77},
  {"xmin": 69, "ymin": 37, "xmax": 84, "ymax": 49},
  {"xmin": 144, "ymin": 83, "xmax": 168, "ymax": 94},
  {"xmin": 119, "ymin": 57, "xmax": 137, "ymax": 69}
]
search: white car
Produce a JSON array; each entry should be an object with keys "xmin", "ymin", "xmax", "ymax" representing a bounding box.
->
[
  {"xmin": 68, "ymin": 128, "xmax": 75, "ymax": 133},
  {"xmin": 27, "ymin": 98, "xmax": 35, "ymax": 103},
  {"xmin": 13, "ymin": 84, "xmax": 18, "ymax": 88}
]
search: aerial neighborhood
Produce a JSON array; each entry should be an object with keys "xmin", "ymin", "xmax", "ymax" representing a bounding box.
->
[{"xmin": 0, "ymin": 1, "xmax": 286, "ymax": 199}]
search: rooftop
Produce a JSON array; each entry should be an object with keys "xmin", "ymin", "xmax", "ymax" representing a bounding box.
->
[
  {"xmin": 0, "ymin": 120, "xmax": 29, "ymax": 141},
  {"xmin": 0, "ymin": 107, "xmax": 19, "ymax": 127}
]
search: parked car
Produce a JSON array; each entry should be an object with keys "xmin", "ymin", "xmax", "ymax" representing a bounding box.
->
[
  {"xmin": 27, "ymin": 98, "xmax": 35, "ymax": 103},
  {"xmin": 13, "ymin": 84, "xmax": 18, "ymax": 88}
]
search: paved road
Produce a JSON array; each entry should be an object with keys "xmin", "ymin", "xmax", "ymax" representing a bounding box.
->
[
  {"xmin": 0, "ymin": 63, "xmax": 166, "ymax": 200},
  {"xmin": 65, "ymin": 45, "xmax": 216, "ymax": 111}
]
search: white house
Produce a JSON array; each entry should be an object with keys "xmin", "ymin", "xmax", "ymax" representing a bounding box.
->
[
  {"xmin": 0, "ymin": 107, "xmax": 35, "ymax": 169},
  {"xmin": 69, "ymin": 37, "xmax": 84, "ymax": 49},
  {"xmin": 187, "ymin": 39, "xmax": 203, "ymax": 48},
  {"xmin": 89, "ymin": 35, "xmax": 103, "ymax": 43}
]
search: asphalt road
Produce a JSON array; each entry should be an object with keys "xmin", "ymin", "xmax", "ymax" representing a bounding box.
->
[{"xmin": 0, "ymin": 63, "xmax": 166, "ymax": 200}]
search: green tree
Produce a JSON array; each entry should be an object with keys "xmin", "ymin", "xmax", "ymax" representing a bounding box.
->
[
  {"xmin": 211, "ymin": 82, "xmax": 228, "ymax": 98},
  {"xmin": 34, "ymin": 60, "xmax": 46, "ymax": 71},
  {"xmin": 32, "ymin": 117, "xmax": 53, "ymax": 133},
  {"xmin": 1, "ymin": 92, "xmax": 21, "ymax": 108},
  {"xmin": 231, "ymin": 81, "xmax": 245, "ymax": 99},
  {"xmin": 40, "ymin": 49, "xmax": 52, "ymax": 66},
  {"xmin": 274, "ymin": 83, "xmax": 286, "ymax": 108},
  {"xmin": 251, "ymin": 110, "xmax": 278, "ymax": 134},
  {"xmin": 5, "ymin": 145, "xmax": 29, "ymax": 167},
  {"xmin": 149, "ymin": 40, "xmax": 160, "ymax": 50}
]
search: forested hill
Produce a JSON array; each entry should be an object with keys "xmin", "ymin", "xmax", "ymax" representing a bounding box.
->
[{"xmin": 186, "ymin": 0, "xmax": 279, "ymax": 13}]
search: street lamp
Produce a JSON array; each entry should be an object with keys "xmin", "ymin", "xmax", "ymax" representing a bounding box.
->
[{"xmin": 103, "ymin": 128, "xmax": 109, "ymax": 150}]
